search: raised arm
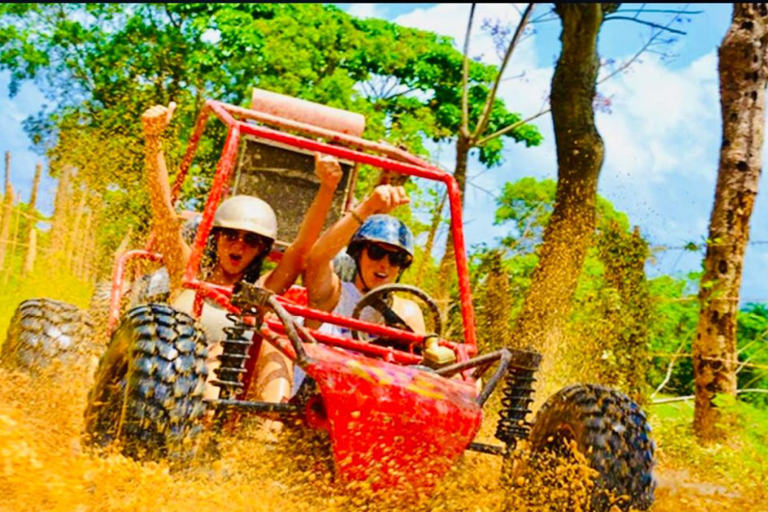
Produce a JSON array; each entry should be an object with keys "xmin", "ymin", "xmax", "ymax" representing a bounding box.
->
[
  {"xmin": 261, "ymin": 153, "xmax": 343, "ymax": 295},
  {"xmin": 141, "ymin": 102, "xmax": 190, "ymax": 291},
  {"xmin": 303, "ymin": 184, "xmax": 410, "ymax": 313}
]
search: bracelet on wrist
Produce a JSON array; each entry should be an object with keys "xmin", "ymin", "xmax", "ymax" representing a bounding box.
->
[{"xmin": 350, "ymin": 209, "xmax": 365, "ymax": 225}]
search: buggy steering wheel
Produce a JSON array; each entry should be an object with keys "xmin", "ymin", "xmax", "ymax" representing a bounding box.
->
[{"xmin": 350, "ymin": 283, "xmax": 442, "ymax": 344}]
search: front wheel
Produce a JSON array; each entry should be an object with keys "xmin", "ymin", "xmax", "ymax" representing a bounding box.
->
[
  {"xmin": 525, "ymin": 384, "xmax": 656, "ymax": 511},
  {"xmin": 83, "ymin": 303, "xmax": 209, "ymax": 463}
]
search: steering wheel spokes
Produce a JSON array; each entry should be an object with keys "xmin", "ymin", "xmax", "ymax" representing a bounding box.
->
[{"xmin": 349, "ymin": 284, "xmax": 442, "ymax": 347}]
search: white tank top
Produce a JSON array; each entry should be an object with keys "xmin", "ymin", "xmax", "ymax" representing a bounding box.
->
[
  {"xmin": 317, "ymin": 281, "xmax": 383, "ymax": 338},
  {"xmin": 172, "ymin": 289, "xmax": 238, "ymax": 400},
  {"xmin": 172, "ymin": 288, "xmax": 234, "ymax": 345}
]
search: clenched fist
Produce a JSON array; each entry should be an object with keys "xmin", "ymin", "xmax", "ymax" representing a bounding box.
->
[
  {"xmin": 141, "ymin": 102, "xmax": 177, "ymax": 139},
  {"xmin": 362, "ymin": 184, "xmax": 410, "ymax": 215},
  {"xmin": 315, "ymin": 153, "xmax": 343, "ymax": 190}
]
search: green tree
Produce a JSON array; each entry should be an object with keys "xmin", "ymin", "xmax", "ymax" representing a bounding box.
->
[
  {"xmin": 0, "ymin": 3, "xmax": 541, "ymax": 277},
  {"xmin": 736, "ymin": 303, "xmax": 768, "ymax": 409}
]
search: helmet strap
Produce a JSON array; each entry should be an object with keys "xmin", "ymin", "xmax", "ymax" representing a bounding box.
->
[{"xmin": 355, "ymin": 259, "xmax": 372, "ymax": 293}]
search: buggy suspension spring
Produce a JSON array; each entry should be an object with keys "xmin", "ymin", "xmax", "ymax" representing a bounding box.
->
[
  {"xmin": 494, "ymin": 364, "xmax": 538, "ymax": 448},
  {"xmin": 211, "ymin": 313, "xmax": 253, "ymax": 399}
]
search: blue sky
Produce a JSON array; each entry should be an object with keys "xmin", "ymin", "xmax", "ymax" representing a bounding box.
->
[{"xmin": 2, "ymin": 4, "xmax": 766, "ymax": 302}]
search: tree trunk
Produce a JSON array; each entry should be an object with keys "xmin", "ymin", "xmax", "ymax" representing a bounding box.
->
[
  {"xmin": 693, "ymin": 3, "xmax": 768, "ymax": 443},
  {"xmin": 415, "ymin": 191, "xmax": 447, "ymax": 288},
  {"xmin": 512, "ymin": 4, "xmax": 607, "ymax": 393},
  {"xmin": 435, "ymin": 135, "xmax": 471, "ymax": 314},
  {"xmin": 480, "ymin": 250, "xmax": 513, "ymax": 353}
]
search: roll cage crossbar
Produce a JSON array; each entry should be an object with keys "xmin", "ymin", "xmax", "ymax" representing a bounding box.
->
[{"xmin": 108, "ymin": 99, "xmax": 478, "ymax": 364}]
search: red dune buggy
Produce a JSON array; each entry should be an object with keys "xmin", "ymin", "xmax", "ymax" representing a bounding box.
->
[{"xmin": 80, "ymin": 90, "xmax": 656, "ymax": 511}]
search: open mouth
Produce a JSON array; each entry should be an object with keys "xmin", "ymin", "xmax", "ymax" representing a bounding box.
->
[
  {"xmin": 374, "ymin": 272, "xmax": 388, "ymax": 279},
  {"xmin": 228, "ymin": 253, "xmax": 243, "ymax": 265}
]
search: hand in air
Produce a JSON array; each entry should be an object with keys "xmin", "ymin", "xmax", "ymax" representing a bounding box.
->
[
  {"xmin": 141, "ymin": 101, "xmax": 177, "ymax": 139},
  {"xmin": 315, "ymin": 153, "xmax": 343, "ymax": 190},
  {"xmin": 364, "ymin": 184, "xmax": 410, "ymax": 214}
]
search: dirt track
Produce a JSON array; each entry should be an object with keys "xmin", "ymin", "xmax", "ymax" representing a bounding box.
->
[{"xmin": 0, "ymin": 362, "xmax": 761, "ymax": 512}]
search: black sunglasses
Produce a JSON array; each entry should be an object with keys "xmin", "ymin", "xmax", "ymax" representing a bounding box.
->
[
  {"xmin": 219, "ymin": 228, "xmax": 268, "ymax": 250},
  {"xmin": 365, "ymin": 244, "xmax": 413, "ymax": 268}
]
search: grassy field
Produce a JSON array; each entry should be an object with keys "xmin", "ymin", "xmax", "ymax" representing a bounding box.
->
[
  {"xmin": 0, "ymin": 269, "xmax": 94, "ymax": 349},
  {"xmin": 647, "ymin": 394, "xmax": 768, "ymax": 508}
]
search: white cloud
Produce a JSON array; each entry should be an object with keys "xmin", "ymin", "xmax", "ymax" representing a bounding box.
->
[
  {"xmin": 347, "ymin": 3, "xmax": 385, "ymax": 20},
  {"xmin": 394, "ymin": 3, "xmax": 540, "ymax": 76}
]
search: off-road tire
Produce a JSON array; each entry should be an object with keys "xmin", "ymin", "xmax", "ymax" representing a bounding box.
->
[
  {"xmin": 83, "ymin": 303, "xmax": 209, "ymax": 463},
  {"xmin": 526, "ymin": 384, "xmax": 656, "ymax": 511},
  {"xmin": 1, "ymin": 298, "xmax": 95, "ymax": 373}
]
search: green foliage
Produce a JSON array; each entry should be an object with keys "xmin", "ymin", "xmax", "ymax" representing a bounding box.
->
[
  {"xmin": 736, "ymin": 303, "xmax": 768, "ymax": 408},
  {"xmin": 0, "ymin": 3, "xmax": 541, "ymax": 278},
  {"xmin": 494, "ymin": 177, "xmax": 629, "ymax": 254}
]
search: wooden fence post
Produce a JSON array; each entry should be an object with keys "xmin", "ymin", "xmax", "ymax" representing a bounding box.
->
[
  {"xmin": 76, "ymin": 208, "xmax": 93, "ymax": 280},
  {"xmin": 23, "ymin": 227, "xmax": 37, "ymax": 275},
  {"xmin": 0, "ymin": 151, "xmax": 12, "ymax": 271},
  {"xmin": 21, "ymin": 163, "xmax": 42, "ymax": 278},
  {"xmin": 0, "ymin": 187, "xmax": 14, "ymax": 272},
  {"xmin": 68, "ymin": 185, "xmax": 88, "ymax": 273},
  {"xmin": 4, "ymin": 194, "xmax": 21, "ymax": 284},
  {"xmin": 51, "ymin": 165, "xmax": 72, "ymax": 253}
]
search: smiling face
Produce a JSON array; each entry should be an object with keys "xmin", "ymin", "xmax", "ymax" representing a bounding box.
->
[
  {"xmin": 354, "ymin": 242, "xmax": 412, "ymax": 291},
  {"xmin": 214, "ymin": 228, "xmax": 268, "ymax": 280}
]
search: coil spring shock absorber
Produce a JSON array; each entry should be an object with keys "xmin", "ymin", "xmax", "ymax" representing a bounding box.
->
[
  {"xmin": 494, "ymin": 360, "xmax": 540, "ymax": 449},
  {"xmin": 211, "ymin": 313, "xmax": 253, "ymax": 400}
]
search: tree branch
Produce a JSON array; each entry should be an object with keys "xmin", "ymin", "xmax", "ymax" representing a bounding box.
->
[
  {"xmin": 164, "ymin": 3, "xmax": 180, "ymax": 29},
  {"xmin": 461, "ymin": 3, "xmax": 476, "ymax": 136},
  {"xmin": 530, "ymin": 7, "xmax": 557, "ymax": 24},
  {"xmin": 651, "ymin": 337, "xmax": 689, "ymax": 399},
  {"xmin": 738, "ymin": 388, "xmax": 768, "ymax": 395},
  {"xmin": 614, "ymin": 8, "xmax": 703, "ymax": 15},
  {"xmin": 736, "ymin": 343, "xmax": 768, "ymax": 374},
  {"xmin": 472, "ymin": 3, "xmax": 535, "ymax": 141},
  {"xmin": 604, "ymin": 16, "xmax": 688, "ymax": 36},
  {"xmin": 476, "ymin": 106, "xmax": 548, "ymax": 147},
  {"xmin": 598, "ymin": 5, "xmax": 691, "ymax": 85}
]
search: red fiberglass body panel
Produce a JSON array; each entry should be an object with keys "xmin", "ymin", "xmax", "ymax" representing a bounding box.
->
[{"xmin": 302, "ymin": 342, "xmax": 483, "ymax": 497}]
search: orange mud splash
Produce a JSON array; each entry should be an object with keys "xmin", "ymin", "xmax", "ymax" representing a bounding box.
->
[{"xmin": 0, "ymin": 359, "xmax": 763, "ymax": 511}]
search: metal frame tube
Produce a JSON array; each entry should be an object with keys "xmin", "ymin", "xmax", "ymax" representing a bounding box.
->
[
  {"xmin": 107, "ymin": 250, "xmax": 163, "ymax": 335},
  {"xmin": 137, "ymin": 98, "xmax": 479, "ymax": 366}
]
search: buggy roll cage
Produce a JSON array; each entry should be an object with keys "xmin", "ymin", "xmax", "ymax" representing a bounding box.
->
[{"xmin": 107, "ymin": 98, "xmax": 479, "ymax": 366}]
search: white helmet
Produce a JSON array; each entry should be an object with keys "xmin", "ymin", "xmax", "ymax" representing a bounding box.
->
[{"xmin": 212, "ymin": 195, "xmax": 278, "ymax": 240}]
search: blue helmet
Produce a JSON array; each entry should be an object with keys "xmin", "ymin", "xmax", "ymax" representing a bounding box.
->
[{"xmin": 347, "ymin": 214, "xmax": 414, "ymax": 258}]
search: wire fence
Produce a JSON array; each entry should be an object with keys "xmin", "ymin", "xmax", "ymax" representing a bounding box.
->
[{"xmin": 0, "ymin": 155, "xmax": 100, "ymax": 286}]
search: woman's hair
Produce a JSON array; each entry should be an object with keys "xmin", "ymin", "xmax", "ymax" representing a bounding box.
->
[{"xmin": 205, "ymin": 227, "xmax": 271, "ymax": 284}]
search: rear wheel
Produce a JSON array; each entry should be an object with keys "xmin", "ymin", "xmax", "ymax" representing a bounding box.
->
[
  {"xmin": 1, "ymin": 298, "xmax": 95, "ymax": 373},
  {"xmin": 524, "ymin": 384, "xmax": 656, "ymax": 511},
  {"xmin": 83, "ymin": 303, "xmax": 209, "ymax": 463}
]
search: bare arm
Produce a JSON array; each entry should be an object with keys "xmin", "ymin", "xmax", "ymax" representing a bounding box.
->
[
  {"xmin": 141, "ymin": 103, "xmax": 190, "ymax": 291},
  {"xmin": 303, "ymin": 185, "xmax": 410, "ymax": 314},
  {"xmin": 394, "ymin": 297, "xmax": 427, "ymax": 334},
  {"xmin": 262, "ymin": 153, "xmax": 343, "ymax": 295}
]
